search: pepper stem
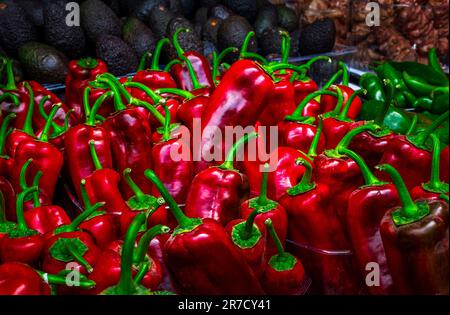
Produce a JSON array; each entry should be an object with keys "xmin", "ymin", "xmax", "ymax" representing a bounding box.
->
[
  {"xmin": 0, "ymin": 93, "xmax": 20, "ymax": 107},
  {"xmin": 86, "ymin": 90, "xmax": 113, "ymax": 126},
  {"xmin": 180, "ymin": 56, "xmax": 202, "ymax": 90},
  {"xmin": 287, "ymin": 89, "xmax": 339, "ymax": 120},
  {"xmin": 280, "ymin": 31, "xmax": 291, "ymax": 65},
  {"xmin": 0, "ymin": 113, "xmax": 16, "ymax": 156},
  {"xmin": 422, "ymin": 134, "xmax": 449, "ymax": 194},
  {"xmin": 65, "ymin": 241, "xmax": 93, "ymax": 273},
  {"xmin": 240, "ymin": 32, "xmax": 256, "ymax": 56},
  {"xmin": 134, "ymin": 225, "xmax": 170, "ymax": 264},
  {"xmin": 288, "ymin": 158, "xmax": 315, "ymax": 195},
  {"xmin": 265, "ymin": 219, "xmax": 286, "ymax": 258},
  {"xmin": 173, "ymin": 28, "xmax": 189, "ymax": 57},
  {"xmin": 162, "ymin": 104, "xmax": 171, "ymax": 142},
  {"xmin": 83, "ymin": 87, "xmax": 92, "ymax": 118},
  {"xmin": 333, "ymin": 124, "xmax": 380, "ymax": 154},
  {"xmin": 138, "ymin": 52, "xmax": 151, "ymax": 71},
  {"xmin": 3, "ymin": 59, "xmax": 17, "ymax": 91},
  {"xmin": 77, "ymin": 58, "xmax": 98, "ymax": 69},
  {"xmin": 16, "ymin": 186, "xmax": 39, "ymax": 230},
  {"xmin": 19, "ymin": 159, "xmax": 33, "ymax": 191},
  {"xmin": 219, "ymin": 133, "xmax": 258, "ymax": 170},
  {"xmin": 89, "ymin": 140, "xmax": 103, "ymax": 170},
  {"xmin": 338, "ymin": 89, "xmax": 366, "ymax": 121},
  {"xmin": 39, "ymin": 104, "xmax": 61, "ymax": 142},
  {"xmin": 123, "ymin": 168, "xmax": 146, "ymax": 201},
  {"xmin": 414, "ymin": 111, "xmax": 449, "ymax": 147},
  {"xmin": 323, "ymin": 70, "xmax": 344, "ymax": 90},
  {"xmin": 22, "ymin": 82, "xmax": 35, "ymax": 136},
  {"xmin": 38, "ymin": 97, "xmax": 65, "ymax": 136},
  {"xmin": 32, "ymin": 171, "xmax": 43, "ymax": 208},
  {"xmin": 339, "ymin": 61, "xmax": 349, "ymax": 86},
  {"xmin": 308, "ymin": 116, "xmax": 323, "ymax": 157},
  {"xmin": 241, "ymin": 208, "xmax": 259, "ymax": 240},
  {"xmin": 155, "ymin": 88, "xmax": 194, "ymax": 100},
  {"xmin": 123, "ymin": 81, "xmax": 163, "ymax": 104},
  {"xmin": 257, "ymin": 163, "xmax": 270, "ymax": 205},
  {"xmin": 94, "ymin": 75, "xmax": 127, "ymax": 111},
  {"xmin": 213, "ymin": 47, "xmax": 238, "ymax": 84},
  {"xmin": 406, "ymin": 115, "xmax": 418, "ymax": 136},
  {"xmin": 339, "ymin": 148, "xmax": 385, "ymax": 186},
  {"xmin": 164, "ymin": 59, "xmax": 183, "ymax": 72},
  {"xmin": 152, "ymin": 38, "xmax": 171, "ymax": 70},
  {"xmin": 38, "ymin": 271, "xmax": 96, "ymax": 289},
  {"xmin": 70, "ymin": 180, "xmax": 105, "ymax": 230}
]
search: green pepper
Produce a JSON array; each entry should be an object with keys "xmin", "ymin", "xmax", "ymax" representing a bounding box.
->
[
  {"xmin": 359, "ymin": 73, "xmax": 385, "ymax": 102},
  {"xmin": 428, "ymin": 48, "xmax": 447, "ymax": 79},
  {"xmin": 375, "ymin": 63, "xmax": 408, "ymax": 91},
  {"xmin": 389, "ymin": 61, "xmax": 449, "ymax": 87},
  {"xmin": 413, "ymin": 97, "xmax": 433, "ymax": 111},
  {"xmin": 430, "ymin": 87, "xmax": 449, "ymax": 115},
  {"xmin": 383, "ymin": 106, "xmax": 413, "ymax": 135},
  {"xmin": 403, "ymin": 72, "xmax": 437, "ymax": 97}
]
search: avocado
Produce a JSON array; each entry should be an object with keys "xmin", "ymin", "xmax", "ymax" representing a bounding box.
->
[
  {"xmin": 169, "ymin": 0, "xmax": 197, "ymax": 19},
  {"xmin": 222, "ymin": 0, "xmax": 257, "ymax": 22},
  {"xmin": 43, "ymin": 0, "xmax": 86, "ymax": 58},
  {"xmin": 122, "ymin": 17, "xmax": 156, "ymax": 60},
  {"xmin": 217, "ymin": 15, "xmax": 257, "ymax": 54},
  {"xmin": 195, "ymin": 7, "xmax": 209, "ymax": 25},
  {"xmin": 103, "ymin": 0, "xmax": 121, "ymax": 15},
  {"xmin": 203, "ymin": 40, "xmax": 217, "ymax": 65},
  {"xmin": 256, "ymin": 0, "xmax": 271, "ymax": 10},
  {"xmin": 165, "ymin": 17, "xmax": 203, "ymax": 61},
  {"xmin": 18, "ymin": 42, "xmax": 69, "ymax": 83},
  {"xmin": 276, "ymin": 5, "xmax": 299, "ymax": 32},
  {"xmin": 81, "ymin": 0, "xmax": 122, "ymax": 43},
  {"xmin": 148, "ymin": 4, "xmax": 174, "ymax": 39},
  {"xmin": 290, "ymin": 29, "xmax": 300, "ymax": 57},
  {"xmin": 96, "ymin": 35, "xmax": 138, "ymax": 76},
  {"xmin": 16, "ymin": 0, "xmax": 44, "ymax": 29},
  {"xmin": 208, "ymin": 5, "xmax": 232, "ymax": 20},
  {"xmin": 298, "ymin": 18, "xmax": 336, "ymax": 56},
  {"xmin": 260, "ymin": 27, "xmax": 287, "ymax": 57},
  {"xmin": 202, "ymin": 18, "xmax": 222, "ymax": 45},
  {"xmin": 0, "ymin": 2, "xmax": 37, "ymax": 54},
  {"xmin": 254, "ymin": 4, "xmax": 278, "ymax": 38},
  {"xmin": 131, "ymin": 0, "xmax": 169, "ymax": 22}
]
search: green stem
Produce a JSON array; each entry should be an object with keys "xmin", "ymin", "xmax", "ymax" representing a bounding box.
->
[
  {"xmin": 133, "ymin": 262, "xmax": 150, "ymax": 285},
  {"xmin": 134, "ymin": 225, "xmax": 170, "ymax": 264},
  {"xmin": 70, "ymin": 180, "xmax": 105, "ymax": 230},
  {"xmin": 339, "ymin": 148, "xmax": 385, "ymax": 186},
  {"xmin": 173, "ymin": 29, "xmax": 189, "ymax": 57},
  {"xmin": 19, "ymin": 158, "xmax": 33, "ymax": 191},
  {"xmin": 22, "ymin": 82, "xmax": 35, "ymax": 136},
  {"xmin": 287, "ymin": 89, "xmax": 339, "ymax": 120},
  {"xmin": 32, "ymin": 171, "xmax": 43, "ymax": 208},
  {"xmin": 89, "ymin": 140, "xmax": 103, "ymax": 170},
  {"xmin": 241, "ymin": 208, "xmax": 259, "ymax": 240},
  {"xmin": 240, "ymin": 52, "xmax": 268, "ymax": 65},
  {"xmin": 304, "ymin": 56, "xmax": 332, "ymax": 69},
  {"xmin": 123, "ymin": 81, "xmax": 163, "ymax": 104},
  {"xmin": 37, "ymin": 271, "xmax": 96, "ymax": 289},
  {"xmin": 77, "ymin": 58, "xmax": 98, "ymax": 69},
  {"xmin": 268, "ymin": 63, "xmax": 307, "ymax": 76},
  {"xmin": 422, "ymin": 134, "xmax": 449, "ymax": 194},
  {"xmin": 86, "ymin": 91, "xmax": 113, "ymax": 126},
  {"xmin": 144, "ymin": 169, "xmax": 200, "ymax": 231},
  {"xmin": 219, "ymin": 133, "xmax": 258, "ymax": 170},
  {"xmin": 180, "ymin": 56, "xmax": 202, "ymax": 90},
  {"xmin": 94, "ymin": 75, "xmax": 127, "ymax": 111},
  {"xmin": 0, "ymin": 93, "xmax": 20, "ymax": 107},
  {"xmin": 38, "ymin": 96, "xmax": 65, "ymax": 135},
  {"xmin": 0, "ymin": 113, "xmax": 16, "ymax": 156},
  {"xmin": 130, "ymin": 98, "xmax": 166, "ymax": 125},
  {"xmin": 323, "ymin": 70, "xmax": 343, "ymax": 90},
  {"xmin": 162, "ymin": 104, "xmax": 171, "ymax": 142},
  {"xmin": 65, "ymin": 241, "xmax": 94, "ymax": 273},
  {"xmin": 83, "ymin": 87, "xmax": 92, "ymax": 119},
  {"xmin": 16, "ymin": 186, "xmax": 39, "ymax": 230},
  {"xmin": 338, "ymin": 89, "xmax": 366, "ymax": 121},
  {"xmin": 264, "ymin": 219, "xmax": 286, "ymax": 258},
  {"xmin": 240, "ymin": 32, "xmax": 256, "ymax": 56},
  {"xmin": 414, "ymin": 111, "xmax": 449, "ymax": 147},
  {"xmin": 164, "ymin": 59, "xmax": 183, "ymax": 72},
  {"xmin": 406, "ymin": 115, "xmax": 418, "ymax": 136},
  {"xmin": 339, "ymin": 61, "xmax": 349, "ymax": 86},
  {"xmin": 39, "ymin": 104, "xmax": 61, "ymax": 142},
  {"xmin": 327, "ymin": 86, "xmax": 345, "ymax": 116},
  {"xmin": 155, "ymin": 88, "xmax": 194, "ymax": 100},
  {"xmin": 152, "ymin": 38, "xmax": 171, "ymax": 70},
  {"xmin": 138, "ymin": 52, "xmax": 151, "ymax": 71},
  {"xmin": 280, "ymin": 31, "xmax": 291, "ymax": 65},
  {"xmin": 213, "ymin": 47, "xmax": 238, "ymax": 84},
  {"xmin": 440, "ymin": 194, "xmax": 449, "ymax": 203},
  {"xmin": 288, "ymin": 158, "xmax": 315, "ymax": 195},
  {"xmin": 3, "ymin": 59, "xmax": 17, "ymax": 91},
  {"xmin": 123, "ymin": 168, "xmax": 146, "ymax": 202},
  {"xmin": 308, "ymin": 116, "xmax": 323, "ymax": 157},
  {"xmin": 257, "ymin": 164, "xmax": 270, "ymax": 205},
  {"xmin": 334, "ymin": 124, "xmax": 380, "ymax": 153}
]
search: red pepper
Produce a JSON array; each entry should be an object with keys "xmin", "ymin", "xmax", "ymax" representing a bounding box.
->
[
  {"xmin": 0, "ymin": 187, "xmax": 44, "ymax": 266},
  {"xmin": 146, "ymin": 170, "xmax": 265, "ymax": 294},
  {"xmin": 65, "ymin": 58, "xmax": 108, "ymax": 120},
  {"xmin": 151, "ymin": 105, "xmax": 193, "ymax": 205},
  {"xmin": 441, "ymin": 146, "xmax": 449, "ymax": 183},
  {"xmin": 169, "ymin": 29, "xmax": 214, "ymax": 92},
  {"xmin": 378, "ymin": 164, "xmax": 449, "ymax": 294},
  {"xmin": 0, "ymin": 262, "xmax": 50, "ymax": 295},
  {"xmin": 132, "ymin": 39, "xmax": 177, "ymax": 90},
  {"xmin": 11, "ymin": 105, "xmax": 64, "ymax": 200},
  {"xmin": 279, "ymin": 159, "xmax": 361, "ymax": 294},
  {"xmin": 0, "ymin": 178, "xmax": 15, "ymax": 222},
  {"xmin": 186, "ymin": 134, "xmax": 255, "ymax": 226},
  {"xmin": 341, "ymin": 148, "xmax": 400, "ymax": 295},
  {"xmin": 320, "ymin": 62, "xmax": 362, "ymax": 120},
  {"xmin": 119, "ymin": 168, "xmax": 168, "ymax": 237},
  {"xmin": 89, "ymin": 223, "xmax": 169, "ymax": 294},
  {"xmin": 42, "ymin": 201, "xmax": 104, "ymax": 275},
  {"xmin": 212, "ymin": 47, "xmax": 239, "ymax": 86},
  {"xmin": 377, "ymin": 111, "xmax": 449, "ymax": 190},
  {"xmin": 195, "ymin": 59, "xmax": 274, "ymax": 172},
  {"xmin": 64, "ymin": 91, "xmax": 114, "ymax": 200},
  {"xmin": 225, "ymin": 207, "xmax": 266, "ymax": 277},
  {"xmin": 411, "ymin": 134, "xmax": 449, "ymax": 201},
  {"xmin": 261, "ymin": 219, "xmax": 308, "ymax": 295},
  {"xmin": 0, "ymin": 191, "xmax": 16, "ymax": 242},
  {"xmin": 240, "ymin": 164, "xmax": 288, "ymax": 258},
  {"xmin": 84, "ymin": 140, "xmax": 130, "ymax": 217},
  {"xmin": 0, "ymin": 112, "xmax": 15, "ymax": 178}
]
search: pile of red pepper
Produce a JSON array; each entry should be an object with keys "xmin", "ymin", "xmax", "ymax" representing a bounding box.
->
[{"xmin": 0, "ymin": 31, "xmax": 448, "ymax": 295}]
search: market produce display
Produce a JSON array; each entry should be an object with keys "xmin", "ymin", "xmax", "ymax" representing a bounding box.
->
[{"xmin": 0, "ymin": 22, "xmax": 449, "ymax": 296}]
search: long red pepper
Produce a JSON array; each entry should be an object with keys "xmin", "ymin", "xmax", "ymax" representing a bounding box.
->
[
  {"xmin": 0, "ymin": 191, "xmax": 15, "ymax": 242},
  {"xmin": 0, "ymin": 262, "xmax": 51, "ymax": 295},
  {"xmin": 185, "ymin": 133, "xmax": 255, "ymax": 225},
  {"xmin": 0, "ymin": 112, "xmax": 15, "ymax": 178},
  {"xmin": 17, "ymin": 159, "xmax": 50, "ymax": 213},
  {"xmin": 145, "ymin": 169, "xmax": 265, "ymax": 294},
  {"xmin": 0, "ymin": 177, "xmax": 15, "ymax": 222},
  {"xmin": 378, "ymin": 164, "xmax": 449, "ymax": 294},
  {"xmin": 340, "ymin": 148, "xmax": 400, "ymax": 295}
]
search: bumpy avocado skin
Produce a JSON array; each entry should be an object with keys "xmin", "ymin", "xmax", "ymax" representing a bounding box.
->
[
  {"xmin": 299, "ymin": 18, "xmax": 336, "ymax": 56},
  {"xmin": 96, "ymin": 35, "xmax": 139, "ymax": 76},
  {"xmin": 164, "ymin": 17, "xmax": 203, "ymax": 61},
  {"xmin": 276, "ymin": 5, "xmax": 299, "ymax": 32},
  {"xmin": 81, "ymin": 0, "xmax": 122, "ymax": 43},
  {"xmin": 222, "ymin": 0, "xmax": 258, "ymax": 22},
  {"xmin": 148, "ymin": 4, "xmax": 175, "ymax": 39},
  {"xmin": 254, "ymin": 5, "xmax": 278, "ymax": 38},
  {"xmin": 122, "ymin": 17, "xmax": 156, "ymax": 60},
  {"xmin": 18, "ymin": 42, "xmax": 69, "ymax": 83},
  {"xmin": 217, "ymin": 15, "xmax": 257, "ymax": 54},
  {"xmin": 202, "ymin": 18, "xmax": 222, "ymax": 45}
]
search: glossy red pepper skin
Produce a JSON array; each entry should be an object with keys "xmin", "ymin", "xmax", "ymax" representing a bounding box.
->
[
  {"xmin": 84, "ymin": 169, "xmax": 130, "ymax": 216},
  {"xmin": 441, "ymin": 146, "xmax": 449, "ymax": 183},
  {"xmin": 0, "ymin": 262, "xmax": 50, "ymax": 295},
  {"xmin": 377, "ymin": 136, "xmax": 436, "ymax": 191},
  {"xmin": 79, "ymin": 212, "xmax": 117, "ymax": 249},
  {"xmin": 151, "ymin": 138, "xmax": 193, "ymax": 206},
  {"xmin": 0, "ymin": 89, "xmax": 28, "ymax": 130},
  {"xmin": 293, "ymin": 78, "xmax": 318, "ymax": 104},
  {"xmin": 261, "ymin": 255, "xmax": 307, "ymax": 295},
  {"xmin": 196, "ymin": 60, "xmax": 274, "ymax": 172},
  {"xmin": 5, "ymin": 129, "xmax": 34, "ymax": 159},
  {"xmin": 321, "ymin": 86, "xmax": 362, "ymax": 120},
  {"xmin": 164, "ymin": 218, "xmax": 265, "ymax": 295},
  {"xmin": 148, "ymin": 99, "xmax": 181, "ymax": 128},
  {"xmin": 42, "ymin": 231, "xmax": 100, "ymax": 275},
  {"xmin": 64, "ymin": 125, "xmax": 113, "ymax": 200},
  {"xmin": 119, "ymin": 204, "xmax": 170, "ymax": 237},
  {"xmin": 301, "ymin": 99, "xmax": 321, "ymax": 118},
  {"xmin": 259, "ymin": 79, "xmax": 297, "ymax": 127},
  {"xmin": 349, "ymin": 131, "xmax": 396, "ymax": 170},
  {"xmin": 24, "ymin": 205, "xmax": 71, "ymax": 235},
  {"xmin": 380, "ymin": 200, "xmax": 449, "ymax": 294},
  {"xmin": 102, "ymin": 109, "xmax": 154, "ymax": 199},
  {"xmin": 132, "ymin": 70, "xmax": 177, "ymax": 90},
  {"xmin": 65, "ymin": 59, "xmax": 108, "ymax": 120},
  {"xmin": 0, "ymin": 232, "xmax": 44, "ymax": 266},
  {"xmin": 185, "ymin": 167, "xmax": 249, "ymax": 226},
  {"xmin": 176, "ymin": 96, "xmax": 210, "ymax": 132},
  {"xmin": 280, "ymin": 184, "xmax": 361, "ymax": 294},
  {"xmin": 0, "ymin": 177, "xmax": 15, "ymax": 221},
  {"xmin": 347, "ymin": 184, "xmax": 400, "ymax": 295},
  {"xmin": 278, "ymin": 121, "xmax": 326, "ymax": 155},
  {"xmin": 322, "ymin": 119, "xmax": 364, "ymax": 150},
  {"xmin": 411, "ymin": 187, "xmax": 447, "ymax": 201},
  {"xmin": 170, "ymin": 53, "xmax": 214, "ymax": 92},
  {"xmin": 12, "ymin": 139, "xmax": 64, "ymax": 200}
]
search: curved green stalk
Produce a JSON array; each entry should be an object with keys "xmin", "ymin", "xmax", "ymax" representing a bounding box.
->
[
  {"xmin": 288, "ymin": 158, "xmax": 316, "ymax": 196},
  {"xmin": 213, "ymin": 47, "xmax": 238, "ymax": 84},
  {"xmin": 86, "ymin": 90, "xmax": 113, "ymax": 126},
  {"xmin": 410, "ymin": 111, "xmax": 449, "ymax": 148},
  {"xmin": 16, "ymin": 186, "xmax": 39, "ymax": 231},
  {"xmin": 39, "ymin": 104, "xmax": 61, "ymax": 142},
  {"xmin": 123, "ymin": 81, "xmax": 163, "ymax": 104},
  {"xmin": 0, "ymin": 113, "xmax": 16, "ymax": 156},
  {"xmin": 2, "ymin": 59, "xmax": 17, "ymax": 91},
  {"xmin": 134, "ymin": 225, "xmax": 170, "ymax": 264},
  {"xmin": 338, "ymin": 89, "xmax": 366, "ymax": 121},
  {"xmin": 323, "ymin": 69, "xmax": 344, "ymax": 90},
  {"xmin": 286, "ymin": 89, "xmax": 340, "ymax": 121},
  {"xmin": 32, "ymin": 171, "xmax": 43, "ymax": 208},
  {"xmin": 89, "ymin": 140, "xmax": 103, "ymax": 170},
  {"xmin": 138, "ymin": 52, "xmax": 152, "ymax": 71},
  {"xmin": 152, "ymin": 38, "xmax": 171, "ymax": 71},
  {"xmin": 422, "ymin": 134, "xmax": 449, "ymax": 194},
  {"xmin": 164, "ymin": 59, "xmax": 183, "ymax": 72},
  {"xmin": 308, "ymin": 116, "xmax": 323, "ymax": 158},
  {"xmin": 173, "ymin": 29, "xmax": 190, "ymax": 57},
  {"xmin": 219, "ymin": 133, "xmax": 258, "ymax": 170},
  {"xmin": 162, "ymin": 104, "xmax": 171, "ymax": 142},
  {"xmin": 0, "ymin": 93, "xmax": 20, "ymax": 107},
  {"xmin": 22, "ymin": 82, "xmax": 35, "ymax": 136},
  {"xmin": 339, "ymin": 148, "xmax": 386, "ymax": 186},
  {"xmin": 19, "ymin": 159, "xmax": 33, "ymax": 191},
  {"xmin": 155, "ymin": 88, "xmax": 194, "ymax": 100}
]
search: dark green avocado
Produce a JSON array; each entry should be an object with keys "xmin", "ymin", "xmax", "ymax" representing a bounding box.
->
[
  {"xmin": 43, "ymin": 0, "xmax": 86, "ymax": 58},
  {"xmin": 131, "ymin": 0, "xmax": 169, "ymax": 22},
  {"xmin": 208, "ymin": 4, "xmax": 232, "ymax": 20},
  {"xmin": 217, "ymin": 15, "xmax": 257, "ymax": 53},
  {"xmin": 81, "ymin": 0, "xmax": 122, "ymax": 42},
  {"xmin": 276, "ymin": 5, "xmax": 299, "ymax": 32},
  {"xmin": 165, "ymin": 17, "xmax": 203, "ymax": 60},
  {"xmin": 169, "ymin": 0, "xmax": 198, "ymax": 19},
  {"xmin": 0, "ymin": 2, "xmax": 37, "ymax": 54},
  {"xmin": 202, "ymin": 18, "xmax": 222, "ymax": 45},
  {"xmin": 96, "ymin": 35, "xmax": 139, "ymax": 76},
  {"xmin": 222, "ymin": 0, "xmax": 258, "ymax": 22},
  {"xmin": 122, "ymin": 17, "xmax": 156, "ymax": 60},
  {"xmin": 16, "ymin": 0, "xmax": 44, "ymax": 28},
  {"xmin": 195, "ymin": 7, "xmax": 209, "ymax": 25},
  {"xmin": 254, "ymin": 4, "xmax": 278, "ymax": 38},
  {"xmin": 148, "ymin": 4, "xmax": 175, "ymax": 39},
  {"xmin": 298, "ymin": 18, "xmax": 336, "ymax": 56},
  {"xmin": 260, "ymin": 27, "xmax": 286, "ymax": 56},
  {"xmin": 18, "ymin": 42, "xmax": 69, "ymax": 83}
]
